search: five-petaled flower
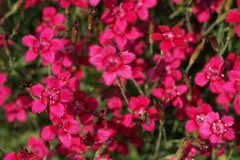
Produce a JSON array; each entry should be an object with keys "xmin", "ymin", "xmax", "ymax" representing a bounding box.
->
[
  {"xmin": 89, "ymin": 45, "xmax": 136, "ymax": 86},
  {"xmin": 29, "ymin": 76, "xmax": 72, "ymax": 117},
  {"xmin": 22, "ymin": 27, "xmax": 63, "ymax": 63},
  {"xmin": 152, "ymin": 25, "xmax": 185, "ymax": 52},
  {"xmin": 199, "ymin": 112, "xmax": 235, "ymax": 144},
  {"xmin": 195, "ymin": 56, "xmax": 225, "ymax": 94}
]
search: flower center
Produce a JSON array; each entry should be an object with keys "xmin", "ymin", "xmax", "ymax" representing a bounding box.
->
[
  {"xmin": 195, "ymin": 114, "xmax": 205, "ymax": 125},
  {"xmin": 163, "ymin": 32, "xmax": 175, "ymax": 41},
  {"xmin": 102, "ymin": 54, "xmax": 123, "ymax": 72},
  {"xmin": 41, "ymin": 88, "xmax": 60, "ymax": 105},
  {"xmin": 206, "ymin": 66, "xmax": 224, "ymax": 81},
  {"xmin": 33, "ymin": 38, "xmax": 51, "ymax": 53},
  {"xmin": 211, "ymin": 120, "xmax": 227, "ymax": 136}
]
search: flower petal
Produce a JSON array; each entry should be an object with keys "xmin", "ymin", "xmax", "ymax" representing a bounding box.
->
[{"xmin": 31, "ymin": 99, "xmax": 47, "ymax": 114}]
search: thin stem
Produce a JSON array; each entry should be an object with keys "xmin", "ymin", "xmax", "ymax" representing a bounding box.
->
[
  {"xmin": 48, "ymin": 64, "xmax": 51, "ymax": 76},
  {"xmin": 162, "ymin": 127, "xmax": 167, "ymax": 145},
  {"xmin": 153, "ymin": 125, "xmax": 162, "ymax": 159},
  {"xmin": 227, "ymin": 148, "xmax": 234, "ymax": 160},
  {"xmin": 117, "ymin": 79, "xmax": 128, "ymax": 104},
  {"xmin": 0, "ymin": 145, "xmax": 7, "ymax": 153},
  {"xmin": 131, "ymin": 79, "xmax": 144, "ymax": 95},
  {"xmin": 184, "ymin": 8, "xmax": 193, "ymax": 33}
]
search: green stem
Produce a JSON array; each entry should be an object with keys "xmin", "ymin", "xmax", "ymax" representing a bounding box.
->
[
  {"xmin": 0, "ymin": 145, "xmax": 7, "ymax": 153},
  {"xmin": 117, "ymin": 79, "xmax": 128, "ymax": 105},
  {"xmin": 184, "ymin": 9, "xmax": 193, "ymax": 33},
  {"xmin": 131, "ymin": 79, "xmax": 144, "ymax": 95},
  {"xmin": 153, "ymin": 125, "xmax": 162, "ymax": 159},
  {"xmin": 48, "ymin": 65, "xmax": 51, "ymax": 76}
]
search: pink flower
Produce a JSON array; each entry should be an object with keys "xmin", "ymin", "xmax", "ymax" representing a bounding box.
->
[
  {"xmin": 27, "ymin": 136, "xmax": 48, "ymax": 159},
  {"xmin": 226, "ymin": 9, "xmax": 240, "ymax": 37},
  {"xmin": 29, "ymin": 76, "xmax": 73, "ymax": 117},
  {"xmin": 40, "ymin": 118, "xmax": 81, "ymax": 148},
  {"xmin": 134, "ymin": 0, "xmax": 157, "ymax": 20},
  {"xmin": 0, "ymin": 72, "xmax": 11, "ymax": 107},
  {"xmin": 192, "ymin": 0, "xmax": 222, "ymax": 23},
  {"xmin": 199, "ymin": 112, "xmax": 235, "ymax": 144},
  {"xmin": 35, "ymin": 6, "xmax": 65, "ymax": 35},
  {"xmin": 89, "ymin": 45, "xmax": 136, "ymax": 86},
  {"xmin": 101, "ymin": 1, "xmax": 137, "ymax": 27},
  {"xmin": 107, "ymin": 96, "xmax": 122, "ymax": 116},
  {"xmin": 67, "ymin": 90, "xmax": 98, "ymax": 127},
  {"xmin": 99, "ymin": 25, "xmax": 142, "ymax": 51},
  {"xmin": 22, "ymin": 28, "xmax": 63, "ymax": 63},
  {"xmin": 223, "ymin": 70, "xmax": 240, "ymax": 114},
  {"xmin": 57, "ymin": 71, "xmax": 79, "ymax": 91},
  {"xmin": 194, "ymin": 56, "xmax": 225, "ymax": 94},
  {"xmin": 88, "ymin": 0, "xmax": 101, "ymax": 7},
  {"xmin": 24, "ymin": 0, "xmax": 39, "ymax": 10},
  {"xmin": 152, "ymin": 77, "xmax": 188, "ymax": 108},
  {"xmin": 152, "ymin": 25, "xmax": 185, "ymax": 52},
  {"xmin": 59, "ymin": 0, "xmax": 88, "ymax": 9},
  {"xmin": 4, "ymin": 95, "xmax": 32, "ymax": 122},
  {"xmin": 185, "ymin": 103, "xmax": 212, "ymax": 132},
  {"xmin": 123, "ymin": 95, "xmax": 158, "ymax": 131},
  {"xmin": 148, "ymin": 53, "xmax": 182, "ymax": 82},
  {"xmin": 3, "ymin": 148, "xmax": 38, "ymax": 160}
]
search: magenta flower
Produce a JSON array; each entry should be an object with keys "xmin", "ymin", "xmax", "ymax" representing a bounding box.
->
[
  {"xmin": 195, "ymin": 56, "xmax": 225, "ymax": 94},
  {"xmin": 152, "ymin": 25, "xmax": 185, "ymax": 52},
  {"xmin": 107, "ymin": 96, "xmax": 122, "ymax": 116},
  {"xmin": 67, "ymin": 90, "xmax": 98, "ymax": 127},
  {"xmin": 101, "ymin": 1, "xmax": 137, "ymax": 28},
  {"xmin": 99, "ymin": 25, "xmax": 142, "ymax": 50},
  {"xmin": 29, "ymin": 76, "xmax": 73, "ymax": 117},
  {"xmin": 89, "ymin": 45, "xmax": 136, "ymax": 86},
  {"xmin": 24, "ymin": 0, "xmax": 39, "ymax": 10},
  {"xmin": 27, "ymin": 136, "xmax": 48, "ymax": 159},
  {"xmin": 134, "ymin": 0, "xmax": 157, "ymax": 20},
  {"xmin": 152, "ymin": 76, "xmax": 188, "ymax": 108},
  {"xmin": 35, "ymin": 6, "xmax": 65, "ymax": 35},
  {"xmin": 223, "ymin": 70, "xmax": 240, "ymax": 114},
  {"xmin": 226, "ymin": 9, "xmax": 240, "ymax": 37},
  {"xmin": 40, "ymin": 118, "xmax": 81, "ymax": 148},
  {"xmin": 185, "ymin": 103, "xmax": 212, "ymax": 132},
  {"xmin": 22, "ymin": 27, "xmax": 63, "ymax": 63},
  {"xmin": 192, "ymin": 0, "xmax": 222, "ymax": 23},
  {"xmin": 199, "ymin": 112, "xmax": 235, "ymax": 144},
  {"xmin": 0, "ymin": 72, "xmax": 11, "ymax": 107},
  {"xmin": 123, "ymin": 95, "xmax": 158, "ymax": 131},
  {"xmin": 59, "ymin": 0, "xmax": 88, "ymax": 9},
  {"xmin": 4, "ymin": 95, "xmax": 32, "ymax": 122}
]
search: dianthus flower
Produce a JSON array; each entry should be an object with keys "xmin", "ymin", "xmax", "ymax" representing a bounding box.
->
[
  {"xmin": 185, "ymin": 103, "xmax": 212, "ymax": 132},
  {"xmin": 27, "ymin": 136, "xmax": 48, "ymax": 159},
  {"xmin": 152, "ymin": 25, "xmax": 185, "ymax": 52},
  {"xmin": 123, "ymin": 95, "xmax": 158, "ymax": 131},
  {"xmin": 225, "ymin": 9, "xmax": 240, "ymax": 37},
  {"xmin": 195, "ymin": 56, "xmax": 225, "ymax": 93},
  {"xmin": 89, "ymin": 45, "xmax": 136, "ymax": 86},
  {"xmin": 4, "ymin": 95, "xmax": 32, "ymax": 122},
  {"xmin": 199, "ymin": 112, "xmax": 235, "ymax": 144},
  {"xmin": 223, "ymin": 70, "xmax": 240, "ymax": 114},
  {"xmin": 22, "ymin": 28, "xmax": 63, "ymax": 63},
  {"xmin": 40, "ymin": 117, "xmax": 81, "ymax": 148},
  {"xmin": 29, "ymin": 76, "xmax": 72, "ymax": 117},
  {"xmin": 0, "ymin": 72, "xmax": 11, "ymax": 107}
]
